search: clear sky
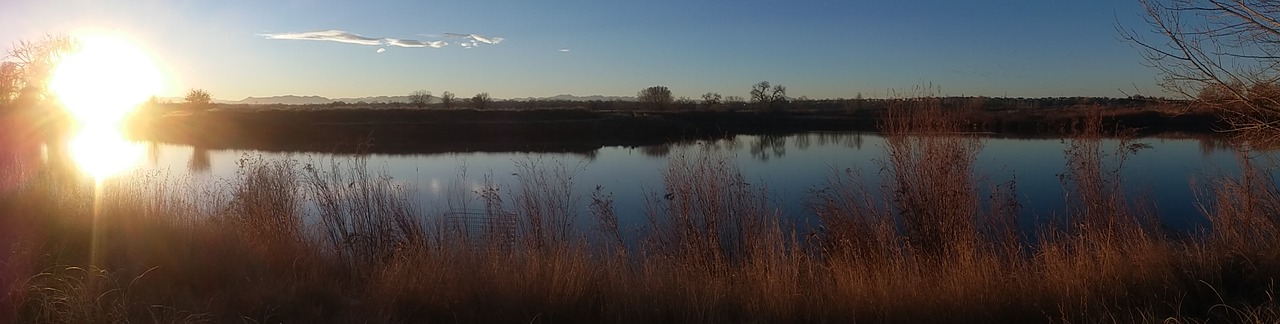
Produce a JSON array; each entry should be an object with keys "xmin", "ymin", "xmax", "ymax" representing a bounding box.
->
[{"xmin": 0, "ymin": 0, "xmax": 1166, "ymax": 100}]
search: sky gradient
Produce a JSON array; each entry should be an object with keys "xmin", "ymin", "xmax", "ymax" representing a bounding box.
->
[{"xmin": 1, "ymin": 0, "xmax": 1167, "ymax": 100}]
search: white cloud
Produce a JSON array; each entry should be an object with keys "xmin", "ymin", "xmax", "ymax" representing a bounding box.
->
[
  {"xmin": 471, "ymin": 34, "xmax": 503, "ymax": 45},
  {"xmin": 260, "ymin": 30, "xmax": 382, "ymax": 46},
  {"xmin": 443, "ymin": 33, "xmax": 504, "ymax": 46},
  {"xmin": 385, "ymin": 38, "xmax": 447, "ymax": 48},
  {"xmin": 263, "ymin": 29, "xmax": 502, "ymax": 51},
  {"xmin": 558, "ymin": 49, "xmax": 571, "ymax": 52}
]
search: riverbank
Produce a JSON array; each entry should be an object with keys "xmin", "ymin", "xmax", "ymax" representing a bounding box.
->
[{"xmin": 123, "ymin": 102, "xmax": 1226, "ymax": 154}]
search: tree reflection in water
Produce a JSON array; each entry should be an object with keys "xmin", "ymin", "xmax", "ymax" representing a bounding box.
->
[
  {"xmin": 749, "ymin": 134, "xmax": 787, "ymax": 161},
  {"xmin": 189, "ymin": 146, "xmax": 211, "ymax": 173},
  {"xmin": 633, "ymin": 132, "xmax": 868, "ymax": 161}
]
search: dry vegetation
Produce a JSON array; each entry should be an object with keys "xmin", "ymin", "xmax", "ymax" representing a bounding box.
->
[{"xmin": 2, "ymin": 105, "xmax": 1280, "ymax": 323}]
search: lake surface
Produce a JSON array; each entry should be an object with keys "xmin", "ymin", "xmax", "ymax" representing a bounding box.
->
[{"xmin": 113, "ymin": 132, "xmax": 1274, "ymax": 234}]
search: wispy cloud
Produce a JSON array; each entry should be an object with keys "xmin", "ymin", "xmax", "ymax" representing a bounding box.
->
[
  {"xmin": 385, "ymin": 38, "xmax": 447, "ymax": 48},
  {"xmin": 261, "ymin": 29, "xmax": 502, "ymax": 52},
  {"xmin": 443, "ymin": 33, "xmax": 505, "ymax": 48},
  {"xmin": 558, "ymin": 49, "xmax": 571, "ymax": 52},
  {"xmin": 261, "ymin": 30, "xmax": 383, "ymax": 46}
]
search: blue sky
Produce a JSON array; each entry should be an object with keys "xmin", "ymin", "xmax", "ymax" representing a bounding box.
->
[{"xmin": 1, "ymin": 0, "xmax": 1164, "ymax": 100}]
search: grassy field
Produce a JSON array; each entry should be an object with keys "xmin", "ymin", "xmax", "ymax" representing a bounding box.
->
[{"xmin": 2, "ymin": 106, "xmax": 1279, "ymax": 323}]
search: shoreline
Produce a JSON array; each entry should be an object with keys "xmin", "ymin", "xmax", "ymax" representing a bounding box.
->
[{"xmin": 121, "ymin": 105, "xmax": 1228, "ymax": 154}]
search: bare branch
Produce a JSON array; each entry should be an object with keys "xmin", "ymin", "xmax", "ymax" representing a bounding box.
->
[{"xmin": 1125, "ymin": 0, "xmax": 1280, "ymax": 136}]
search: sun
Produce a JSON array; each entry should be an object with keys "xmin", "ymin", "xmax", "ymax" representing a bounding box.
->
[{"xmin": 49, "ymin": 32, "xmax": 163, "ymax": 127}]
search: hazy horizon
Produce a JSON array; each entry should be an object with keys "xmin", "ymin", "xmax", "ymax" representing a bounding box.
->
[
  {"xmin": 175, "ymin": 92, "xmax": 1162, "ymax": 104},
  {"xmin": 2, "ymin": 0, "xmax": 1167, "ymax": 100}
]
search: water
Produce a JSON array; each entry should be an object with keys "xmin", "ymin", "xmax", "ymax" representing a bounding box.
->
[{"xmin": 120, "ymin": 132, "xmax": 1273, "ymax": 234}]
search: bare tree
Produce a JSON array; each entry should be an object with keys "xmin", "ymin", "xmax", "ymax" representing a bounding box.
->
[
  {"xmin": 440, "ymin": 91, "xmax": 456, "ymax": 109},
  {"xmin": 184, "ymin": 89, "xmax": 212, "ymax": 112},
  {"xmin": 5, "ymin": 34, "xmax": 74, "ymax": 107},
  {"xmin": 701, "ymin": 92, "xmax": 722, "ymax": 110},
  {"xmin": 750, "ymin": 81, "xmax": 788, "ymax": 111},
  {"xmin": 409, "ymin": 90, "xmax": 433, "ymax": 108},
  {"xmin": 675, "ymin": 96, "xmax": 696, "ymax": 110},
  {"xmin": 471, "ymin": 92, "xmax": 492, "ymax": 110},
  {"xmin": 0, "ymin": 62, "xmax": 19, "ymax": 107},
  {"xmin": 750, "ymin": 81, "xmax": 772, "ymax": 106},
  {"xmin": 772, "ymin": 85, "xmax": 788, "ymax": 109},
  {"xmin": 1123, "ymin": 0, "xmax": 1280, "ymax": 140},
  {"xmin": 637, "ymin": 85, "xmax": 674, "ymax": 111}
]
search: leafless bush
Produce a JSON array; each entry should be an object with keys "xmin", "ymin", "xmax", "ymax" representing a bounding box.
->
[
  {"xmin": 302, "ymin": 156, "xmax": 423, "ymax": 275},
  {"xmin": 512, "ymin": 157, "xmax": 587, "ymax": 250},
  {"xmin": 228, "ymin": 155, "xmax": 302, "ymax": 249}
]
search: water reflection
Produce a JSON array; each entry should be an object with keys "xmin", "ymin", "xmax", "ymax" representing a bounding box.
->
[
  {"xmin": 640, "ymin": 144, "xmax": 671, "ymax": 158},
  {"xmin": 189, "ymin": 146, "xmax": 211, "ymax": 173},
  {"xmin": 0, "ymin": 113, "xmax": 143, "ymax": 187},
  {"xmin": 68, "ymin": 126, "xmax": 145, "ymax": 179},
  {"xmin": 106, "ymin": 129, "xmax": 1280, "ymax": 235},
  {"xmin": 794, "ymin": 133, "xmax": 811, "ymax": 150},
  {"xmin": 749, "ymin": 134, "xmax": 787, "ymax": 161},
  {"xmin": 1198, "ymin": 135, "xmax": 1236, "ymax": 157},
  {"xmin": 148, "ymin": 142, "xmax": 161, "ymax": 165},
  {"xmin": 633, "ymin": 132, "xmax": 867, "ymax": 161},
  {"xmin": 814, "ymin": 132, "xmax": 864, "ymax": 149}
]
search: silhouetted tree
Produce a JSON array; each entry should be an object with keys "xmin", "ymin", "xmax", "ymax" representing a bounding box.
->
[
  {"xmin": 701, "ymin": 92, "xmax": 722, "ymax": 110},
  {"xmin": 184, "ymin": 89, "xmax": 211, "ymax": 112},
  {"xmin": 1124, "ymin": 0, "xmax": 1280, "ymax": 138},
  {"xmin": 440, "ymin": 91, "xmax": 456, "ymax": 109},
  {"xmin": 0, "ymin": 62, "xmax": 18, "ymax": 108},
  {"xmin": 750, "ymin": 82, "xmax": 771, "ymax": 106},
  {"xmin": 771, "ymin": 85, "xmax": 788, "ymax": 110},
  {"xmin": 676, "ymin": 96, "xmax": 696, "ymax": 109},
  {"xmin": 409, "ymin": 90, "xmax": 432, "ymax": 108},
  {"xmin": 637, "ymin": 85, "xmax": 674, "ymax": 111},
  {"xmin": 750, "ymin": 81, "xmax": 788, "ymax": 111},
  {"xmin": 471, "ymin": 92, "xmax": 492, "ymax": 110}
]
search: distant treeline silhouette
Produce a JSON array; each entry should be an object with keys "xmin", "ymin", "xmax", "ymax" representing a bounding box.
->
[{"xmin": 130, "ymin": 94, "xmax": 1180, "ymax": 114}]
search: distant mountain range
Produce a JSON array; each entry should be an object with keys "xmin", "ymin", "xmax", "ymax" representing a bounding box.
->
[{"xmin": 159, "ymin": 94, "xmax": 638, "ymax": 105}]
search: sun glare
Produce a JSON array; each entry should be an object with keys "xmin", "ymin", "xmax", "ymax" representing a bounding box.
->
[
  {"xmin": 69, "ymin": 125, "xmax": 146, "ymax": 179},
  {"xmin": 50, "ymin": 33, "xmax": 162, "ymax": 127},
  {"xmin": 49, "ymin": 32, "xmax": 162, "ymax": 179}
]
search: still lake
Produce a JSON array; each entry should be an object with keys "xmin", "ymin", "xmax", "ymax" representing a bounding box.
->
[{"xmin": 133, "ymin": 132, "xmax": 1269, "ymax": 234}]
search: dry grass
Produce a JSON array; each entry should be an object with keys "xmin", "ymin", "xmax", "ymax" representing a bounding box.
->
[{"xmin": 2, "ymin": 106, "xmax": 1280, "ymax": 322}]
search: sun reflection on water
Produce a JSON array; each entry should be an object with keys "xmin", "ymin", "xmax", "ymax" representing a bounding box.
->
[{"xmin": 68, "ymin": 126, "xmax": 146, "ymax": 180}]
